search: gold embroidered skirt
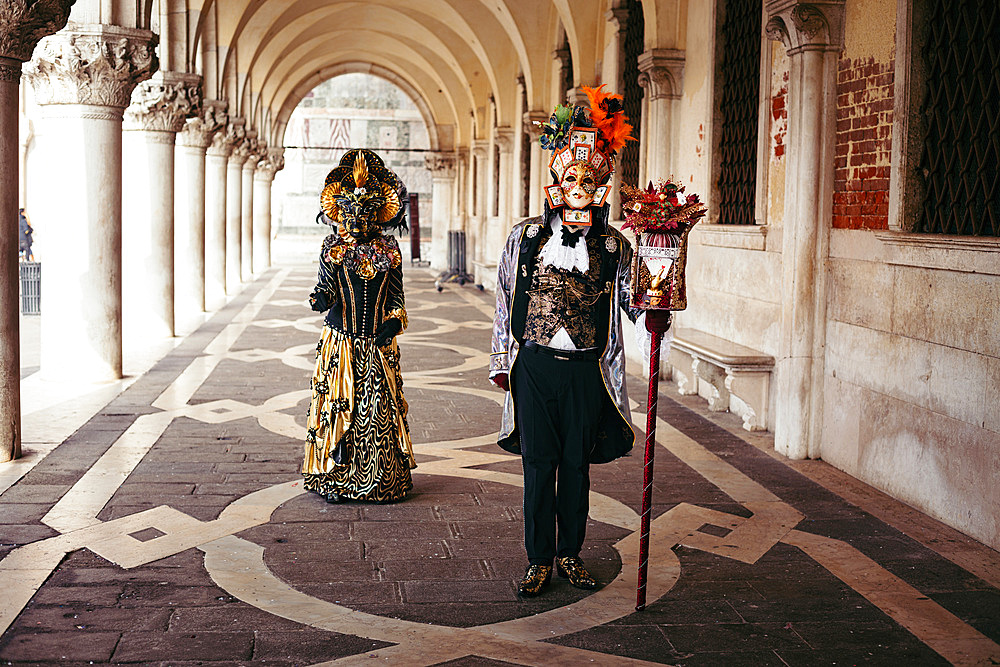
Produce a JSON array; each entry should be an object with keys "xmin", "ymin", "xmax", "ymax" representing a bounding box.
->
[{"xmin": 302, "ymin": 326, "xmax": 415, "ymax": 502}]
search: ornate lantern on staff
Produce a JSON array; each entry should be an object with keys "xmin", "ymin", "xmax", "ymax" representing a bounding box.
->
[
  {"xmin": 620, "ymin": 178, "xmax": 706, "ymax": 612},
  {"xmin": 622, "ymin": 179, "xmax": 707, "ymax": 312}
]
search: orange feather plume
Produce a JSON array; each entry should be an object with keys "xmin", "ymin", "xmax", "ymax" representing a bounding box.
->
[{"xmin": 582, "ymin": 84, "xmax": 635, "ymax": 154}]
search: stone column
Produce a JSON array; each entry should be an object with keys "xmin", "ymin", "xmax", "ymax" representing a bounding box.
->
[
  {"xmin": 470, "ymin": 140, "xmax": 488, "ymax": 279},
  {"xmin": 24, "ymin": 24, "xmax": 157, "ymax": 383},
  {"xmin": 0, "ymin": 1, "xmax": 74, "ymax": 462},
  {"xmin": 765, "ymin": 0, "xmax": 845, "ymax": 460},
  {"xmin": 477, "ymin": 129, "xmax": 513, "ymax": 291},
  {"xmin": 122, "ymin": 72, "xmax": 200, "ymax": 342},
  {"xmin": 637, "ymin": 49, "xmax": 685, "ymax": 185},
  {"xmin": 240, "ymin": 131, "xmax": 260, "ymax": 282},
  {"xmin": 522, "ymin": 111, "xmax": 547, "ymax": 216},
  {"xmin": 225, "ymin": 119, "xmax": 248, "ymax": 294},
  {"xmin": 253, "ymin": 148, "xmax": 283, "ymax": 273},
  {"xmin": 204, "ymin": 109, "xmax": 235, "ymax": 310},
  {"xmin": 175, "ymin": 100, "xmax": 225, "ymax": 334},
  {"xmin": 424, "ymin": 152, "xmax": 457, "ymax": 271}
]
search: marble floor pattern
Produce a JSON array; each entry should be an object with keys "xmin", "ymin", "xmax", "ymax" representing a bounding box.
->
[{"xmin": 1, "ymin": 258, "xmax": 1000, "ymax": 665}]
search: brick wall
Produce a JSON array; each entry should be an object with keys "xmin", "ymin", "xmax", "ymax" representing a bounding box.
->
[
  {"xmin": 832, "ymin": 56, "xmax": 894, "ymax": 229},
  {"xmin": 771, "ymin": 71, "xmax": 788, "ymax": 160}
]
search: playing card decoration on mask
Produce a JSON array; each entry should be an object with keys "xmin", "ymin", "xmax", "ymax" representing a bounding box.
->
[
  {"xmin": 536, "ymin": 85, "xmax": 633, "ymax": 227},
  {"xmin": 621, "ymin": 179, "xmax": 707, "ymax": 311}
]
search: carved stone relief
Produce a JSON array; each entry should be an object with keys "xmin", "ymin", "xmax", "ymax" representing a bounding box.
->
[
  {"xmin": 0, "ymin": 0, "xmax": 74, "ymax": 62},
  {"xmin": 124, "ymin": 72, "xmax": 201, "ymax": 133},
  {"xmin": 24, "ymin": 24, "xmax": 158, "ymax": 108}
]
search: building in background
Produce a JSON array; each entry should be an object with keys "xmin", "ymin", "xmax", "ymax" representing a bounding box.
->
[{"xmin": 274, "ymin": 73, "xmax": 432, "ymax": 251}]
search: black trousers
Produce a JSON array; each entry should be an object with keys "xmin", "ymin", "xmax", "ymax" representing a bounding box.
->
[{"xmin": 513, "ymin": 344, "xmax": 605, "ymax": 566}]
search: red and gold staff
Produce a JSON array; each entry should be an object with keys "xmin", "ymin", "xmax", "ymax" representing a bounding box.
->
[{"xmin": 620, "ymin": 178, "xmax": 707, "ymax": 610}]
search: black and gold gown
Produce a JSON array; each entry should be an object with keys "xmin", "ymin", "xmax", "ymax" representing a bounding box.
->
[{"xmin": 302, "ymin": 231, "xmax": 415, "ymax": 502}]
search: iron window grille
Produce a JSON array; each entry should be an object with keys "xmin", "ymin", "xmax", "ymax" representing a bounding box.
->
[
  {"xmin": 716, "ymin": 0, "xmax": 761, "ymax": 225},
  {"xmin": 620, "ymin": 0, "xmax": 644, "ymax": 190},
  {"xmin": 915, "ymin": 0, "xmax": 999, "ymax": 236}
]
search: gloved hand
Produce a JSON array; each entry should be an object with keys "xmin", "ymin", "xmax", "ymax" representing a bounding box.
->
[
  {"xmin": 309, "ymin": 289, "xmax": 333, "ymax": 312},
  {"xmin": 491, "ymin": 373, "xmax": 509, "ymax": 392},
  {"xmin": 375, "ymin": 318, "xmax": 402, "ymax": 347}
]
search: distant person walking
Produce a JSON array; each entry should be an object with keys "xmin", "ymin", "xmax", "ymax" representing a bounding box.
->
[{"xmin": 18, "ymin": 209, "xmax": 33, "ymax": 261}]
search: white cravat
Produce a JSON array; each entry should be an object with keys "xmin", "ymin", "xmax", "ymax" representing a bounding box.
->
[{"xmin": 538, "ymin": 216, "xmax": 590, "ymax": 274}]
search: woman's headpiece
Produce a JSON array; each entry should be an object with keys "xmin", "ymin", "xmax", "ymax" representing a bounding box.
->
[{"xmin": 319, "ymin": 149, "xmax": 408, "ymax": 233}]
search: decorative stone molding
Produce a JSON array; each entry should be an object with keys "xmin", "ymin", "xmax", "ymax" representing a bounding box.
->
[
  {"xmin": 209, "ymin": 116, "xmax": 245, "ymax": 158},
  {"xmin": 24, "ymin": 23, "xmax": 158, "ymax": 108},
  {"xmin": 424, "ymin": 152, "xmax": 457, "ymax": 178},
  {"xmin": 637, "ymin": 49, "xmax": 685, "ymax": 101},
  {"xmin": 178, "ymin": 99, "xmax": 227, "ymax": 149},
  {"xmin": 124, "ymin": 71, "xmax": 201, "ymax": 133},
  {"xmin": 764, "ymin": 1, "xmax": 846, "ymax": 54},
  {"xmin": 0, "ymin": 0, "xmax": 73, "ymax": 62}
]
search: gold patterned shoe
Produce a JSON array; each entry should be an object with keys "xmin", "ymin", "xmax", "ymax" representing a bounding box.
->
[
  {"xmin": 556, "ymin": 556, "xmax": 598, "ymax": 590},
  {"xmin": 517, "ymin": 564, "xmax": 552, "ymax": 597}
]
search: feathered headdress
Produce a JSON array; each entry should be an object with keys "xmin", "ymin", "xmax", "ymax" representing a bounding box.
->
[
  {"xmin": 582, "ymin": 85, "xmax": 634, "ymax": 155},
  {"xmin": 534, "ymin": 85, "xmax": 634, "ymax": 200}
]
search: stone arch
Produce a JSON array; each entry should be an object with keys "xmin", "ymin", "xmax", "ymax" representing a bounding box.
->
[{"xmin": 272, "ymin": 63, "xmax": 443, "ymax": 152}]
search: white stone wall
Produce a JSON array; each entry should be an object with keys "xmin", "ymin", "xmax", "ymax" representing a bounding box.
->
[{"xmin": 822, "ymin": 228, "xmax": 1000, "ymax": 549}]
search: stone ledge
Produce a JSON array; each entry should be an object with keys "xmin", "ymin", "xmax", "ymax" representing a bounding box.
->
[
  {"xmin": 831, "ymin": 229, "xmax": 1000, "ymax": 276},
  {"xmin": 692, "ymin": 224, "xmax": 769, "ymax": 251}
]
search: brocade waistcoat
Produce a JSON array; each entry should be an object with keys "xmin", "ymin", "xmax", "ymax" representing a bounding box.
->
[{"xmin": 524, "ymin": 237, "xmax": 604, "ymax": 349}]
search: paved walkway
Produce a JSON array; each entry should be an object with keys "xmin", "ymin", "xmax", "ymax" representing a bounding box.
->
[{"xmin": 2, "ymin": 252, "xmax": 1000, "ymax": 665}]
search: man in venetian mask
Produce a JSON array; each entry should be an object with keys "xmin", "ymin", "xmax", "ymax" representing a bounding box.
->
[{"xmin": 490, "ymin": 87, "xmax": 643, "ymax": 597}]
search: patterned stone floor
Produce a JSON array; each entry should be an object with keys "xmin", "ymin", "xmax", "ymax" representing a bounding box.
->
[{"xmin": 2, "ymin": 247, "xmax": 1000, "ymax": 665}]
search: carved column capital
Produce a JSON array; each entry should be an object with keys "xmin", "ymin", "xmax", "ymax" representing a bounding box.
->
[
  {"xmin": 210, "ymin": 116, "xmax": 245, "ymax": 159},
  {"xmin": 471, "ymin": 139, "xmax": 489, "ymax": 161},
  {"xmin": 239, "ymin": 130, "xmax": 261, "ymax": 167},
  {"xmin": 494, "ymin": 127, "xmax": 514, "ymax": 154},
  {"xmin": 24, "ymin": 23, "xmax": 158, "ymax": 108},
  {"xmin": 0, "ymin": 57, "xmax": 21, "ymax": 82},
  {"xmin": 523, "ymin": 109, "xmax": 547, "ymax": 136},
  {"xmin": 124, "ymin": 71, "xmax": 201, "ymax": 133},
  {"xmin": 765, "ymin": 1, "xmax": 846, "ymax": 54},
  {"xmin": 267, "ymin": 147, "xmax": 285, "ymax": 173},
  {"xmin": 424, "ymin": 152, "xmax": 457, "ymax": 179},
  {"xmin": 637, "ymin": 49, "xmax": 685, "ymax": 101},
  {"xmin": 0, "ymin": 0, "xmax": 73, "ymax": 63},
  {"xmin": 178, "ymin": 99, "xmax": 227, "ymax": 148},
  {"xmin": 255, "ymin": 148, "xmax": 284, "ymax": 181}
]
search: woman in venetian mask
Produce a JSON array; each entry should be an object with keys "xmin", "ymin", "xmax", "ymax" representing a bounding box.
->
[{"xmin": 302, "ymin": 149, "xmax": 414, "ymax": 503}]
